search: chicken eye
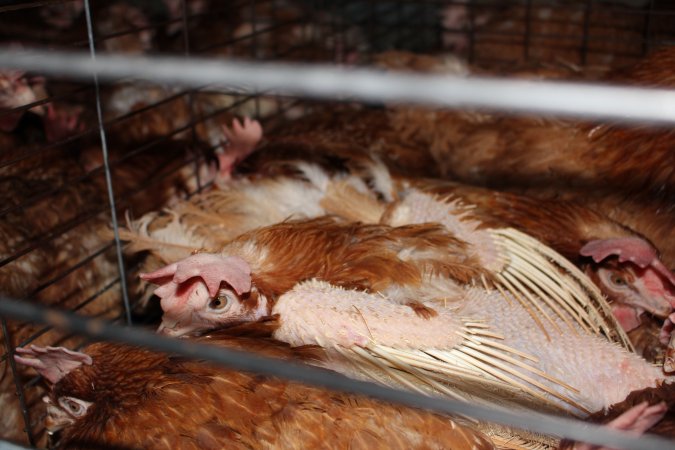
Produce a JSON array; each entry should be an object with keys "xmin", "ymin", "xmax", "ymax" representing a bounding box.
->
[
  {"xmin": 59, "ymin": 397, "xmax": 87, "ymax": 417},
  {"xmin": 209, "ymin": 292, "xmax": 233, "ymax": 311},
  {"xmin": 610, "ymin": 275, "xmax": 626, "ymax": 287}
]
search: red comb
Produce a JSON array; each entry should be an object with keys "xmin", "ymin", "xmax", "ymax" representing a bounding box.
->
[{"xmin": 14, "ymin": 345, "xmax": 92, "ymax": 384}]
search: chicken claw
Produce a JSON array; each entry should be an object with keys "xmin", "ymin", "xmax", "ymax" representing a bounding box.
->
[
  {"xmin": 218, "ymin": 117, "xmax": 263, "ymax": 178},
  {"xmin": 572, "ymin": 401, "xmax": 667, "ymax": 450}
]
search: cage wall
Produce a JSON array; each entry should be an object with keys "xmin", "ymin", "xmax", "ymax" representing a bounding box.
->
[{"xmin": 1, "ymin": 0, "xmax": 675, "ymax": 449}]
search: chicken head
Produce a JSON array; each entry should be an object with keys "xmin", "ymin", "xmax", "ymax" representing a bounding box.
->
[
  {"xmin": 141, "ymin": 253, "xmax": 267, "ymax": 337},
  {"xmin": 581, "ymin": 238, "xmax": 675, "ymax": 332},
  {"xmin": 14, "ymin": 345, "xmax": 94, "ymax": 433}
]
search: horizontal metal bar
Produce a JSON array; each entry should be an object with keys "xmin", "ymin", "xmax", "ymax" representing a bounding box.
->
[
  {"xmin": 0, "ymin": 296, "xmax": 672, "ymax": 450},
  {"xmin": 1, "ymin": 48, "xmax": 675, "ymax": 124}
]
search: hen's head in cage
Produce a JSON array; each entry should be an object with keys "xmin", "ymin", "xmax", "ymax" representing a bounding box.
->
[
  {"xmin": 13, "ymin": 345, "xmax": 93, "ymax": 434},
  {"xmin": 141, "ymin": 253, "xmax": 267, "ymax": 337}
]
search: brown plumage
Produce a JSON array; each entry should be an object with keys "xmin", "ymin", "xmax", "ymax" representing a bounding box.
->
[
  {"xmin": 511, "ymin": 186, "xmax": 675, "ymax": 271},
  {"xmin": 139, "ymin": 215, "xmax": 492, "ymax": 338},
  {"xmin": 0, "ymin": 139, "xmax": 124, "ymax": 444},
  {"xmin": 402, "ymin": 178, "xmax": 633, "ymax": 263},
  {"xmin": 22, "ymin": 325, "xmax": 495, "ymax": 450},
  {"xmin": 375, "ymin": 48, "xmax": 675, "ymax": 259},
  {"xmin": 226, "ymin": 216, "xmax": 487, "ymax": 299},
  {"xmin": 244, "ymin": 103, "xmax": 447, "ymax": 183}
]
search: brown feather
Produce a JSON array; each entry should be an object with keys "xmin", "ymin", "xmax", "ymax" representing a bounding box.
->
[
  {"xmin": 48, "ymin": 329, "xmax": 495, "ymax": 450},
  {"xmin": 224, "ymin": 216, "xmax": 489, "ymax": 302}
]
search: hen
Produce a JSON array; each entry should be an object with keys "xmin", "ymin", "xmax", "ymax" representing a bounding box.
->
[
  {"xmin": 141, "ymin": 216, "xmax": 490, "ymax": 331},
  {"xmin": 13, "ymin": 325, "xmax": 496, "ymax": 450}
]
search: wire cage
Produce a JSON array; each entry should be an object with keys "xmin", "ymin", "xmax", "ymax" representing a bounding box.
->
[{"xmin": 1, "ymin": 0, "xmax": 675, "ymax": 449}]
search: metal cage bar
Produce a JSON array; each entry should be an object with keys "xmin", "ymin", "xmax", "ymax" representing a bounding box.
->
[{"xmin": 1, "ymin": 1, "xmax": 675, "ymax": 447}]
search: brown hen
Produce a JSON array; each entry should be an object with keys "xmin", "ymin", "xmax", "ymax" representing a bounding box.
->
[{"xmin": 15, "ymin": 324, "xmax": 495, "ymax": 450}]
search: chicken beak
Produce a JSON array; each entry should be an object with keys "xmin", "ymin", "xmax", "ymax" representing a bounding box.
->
[
  {"xmin": 157, "ymin": 319, "xmax": 199, "ymax": 338},
  {"xmin": 634, "ymin": 292, "xmax": 673, "ymax": 319},
  {"xmin": 45, "ymin": 403, "xmax": 75, "ymax": 433}
]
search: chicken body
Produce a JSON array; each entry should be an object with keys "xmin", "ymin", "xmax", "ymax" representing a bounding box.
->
[
  {"xmin": 147, "ymin": 263, "xmax": 670, "ymax": 427},
  {"xmin": 16, "ymin": 330, "xmax": 495, "ymax": 450},
  {"xmin": 273, "ymin": 279, "xmax": 669, "ymax": 415},
  {"xmin": 144, "ymin": 216, "xmax": 487, "ymax": 336},
  {"xmin": 389, "ymin": 180, "xmax": 675, "ymax": 353}
]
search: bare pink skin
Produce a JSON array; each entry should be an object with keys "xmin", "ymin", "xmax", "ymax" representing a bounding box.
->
[
  {"xmin": 217, "ymin": 117, "xmax": 263, "ymax": 179},
  {"xmin": 273, "ymin": 280, "xmax": 464, "ymax": 350},
  {"xmin": 573, "ymin": 401, "xmax": 667, "ymax": 450},
  {"xmin": 612, "ymin": 304, "xmax": 642, "ymax": 332},
  {"xmin": 13, "ymin": 345, "xmax": 92, "ymax": 384},
  {"xmin": 581, "ymin": 238, "xmax": 675, "ymax": 345}
]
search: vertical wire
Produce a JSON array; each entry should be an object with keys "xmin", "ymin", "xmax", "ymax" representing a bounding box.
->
[
  {"xmin": 83, "ymin": 0, "xmax": 132, "ymax": 325},
  {"xmin": 2, "ymin": 318, "xmax": 36, "ymax": 447},
  {"xmin": 181, "ymin": 0, "xmax": 202, "ymax": 194}
]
